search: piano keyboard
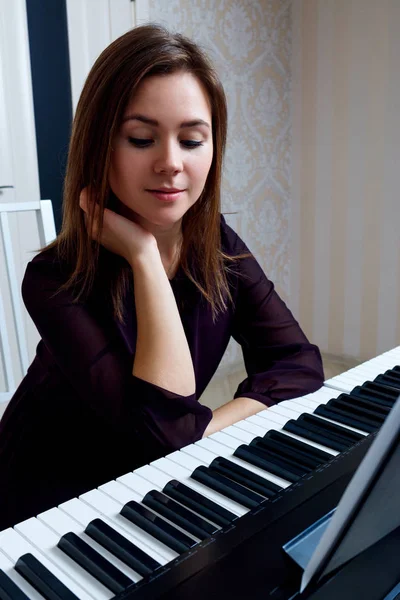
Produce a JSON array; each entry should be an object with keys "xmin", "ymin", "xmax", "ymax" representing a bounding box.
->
[{"xmin": 1, "ymin": 346, "xmax": 400, "ymax": 600}]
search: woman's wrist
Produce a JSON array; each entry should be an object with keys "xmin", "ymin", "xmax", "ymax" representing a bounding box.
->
[{"xmin": 128, "ymin": 241, "xmax": 161, "ymax": 272}]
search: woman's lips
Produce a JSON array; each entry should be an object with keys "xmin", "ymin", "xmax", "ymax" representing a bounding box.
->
[{"xmin": 147, "ymin": 190, "xmax": 185, "ymax": 202}]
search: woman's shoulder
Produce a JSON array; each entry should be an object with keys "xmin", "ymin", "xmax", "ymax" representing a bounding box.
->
[
  {"xmin": 219, "ymin": 214, "xmax": 249, "ymax": 256},
  {"xmin": 22, "ymin": 246, "xmax": 76, "ymax": 309},
  {"xmin": 26, "ymin": 245, "xmax": 71, "ymax": 279}
]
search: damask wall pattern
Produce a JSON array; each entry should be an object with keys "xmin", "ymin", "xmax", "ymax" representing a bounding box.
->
[{"xmin": 148, "ymin": 0, "xmax": 293, "ymax": 373}]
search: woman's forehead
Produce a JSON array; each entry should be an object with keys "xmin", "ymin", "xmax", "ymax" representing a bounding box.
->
[{"xmin": 123, "ymin": 72, "xmax": 212, "ymax": 125}]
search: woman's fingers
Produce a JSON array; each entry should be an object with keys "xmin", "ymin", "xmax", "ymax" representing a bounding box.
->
[
  {"xmin": 80, "ymin": 187, "xmax": 100, "ymax": 239},
  {"xmin": 79, "ymin": 187, "xmax": 89, "ymax": 212}
]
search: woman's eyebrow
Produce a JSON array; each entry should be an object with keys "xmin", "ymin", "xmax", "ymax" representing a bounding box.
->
[{"xmin": 122, "ymin": 113, "xmax": 210, "ymax": 129}]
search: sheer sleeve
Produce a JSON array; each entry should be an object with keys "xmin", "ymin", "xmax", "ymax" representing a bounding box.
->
[
  {"xmin": 22, "ymin": 253, "xmax": 211, "ymax": 452},
  {"xmin": 223, "ymin": 222, "xmax": 324, "ymax": 407}
]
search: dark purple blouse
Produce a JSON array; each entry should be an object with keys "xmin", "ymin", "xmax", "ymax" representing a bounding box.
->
[{"xmin": 0, "ymin": 216, "xmax": 324, "ymax": 529}]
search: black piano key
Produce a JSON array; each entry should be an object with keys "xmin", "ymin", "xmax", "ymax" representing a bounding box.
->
[
  {"xmin": 257, "ymin": 433, "xmax": 326, "ymax": 469},
  {"xmin": 351, "ymin": 382, "xmax": 399, "ymax": 405},
  {"xmin": 249, "ymin": 439, "xmax": 310, "ymax": 477},
  {"xmin": 0, "ymin": 569, "xmax": 29, "ymax": 600},
  {"xmin": 361, "ymin": 378, "xmax": 400, "ymax": 397},
  {"xmin": 163, "ymin": 480, "xmax": 237, "ymax": 527},
  {"xmin": 298, "ymin": 413, "xmax": 364, "ymax": 445},
  {"xmin": 374, "ymin": 372, "xmax": 400, "ymax": 391},
  {"xmin": 85, "ymin": 518, "xmax": 161, "ymax": 577},
  {"xmin": 336, "ymin": 393, "xmax": 391, "ymax": 417},
  {"xmin": 385, "ymin": 366, "xmax": 400, "ymax": 378},
  {"xmin": 234, "ymin": 445, "xmax": 300, "ymax": 483},
  {"xmin": 325, "ymin": 398, "xmax": 385, "ymax": 425},
  {"xmin": 264, "ymin": 429, "xmax": 332, "ymax": 465},
  {"xmin": 283, "ymin": 419, "xmax": 348, "ymax": 452},
  {"xmin": 142, "ymin": 490, "xmax": 218, "ymax": 539},
  {"xmin": 382, "ymin": 367, "xmax": 400, "ymax": 383},
  {"xmin": 15, "ymin": 553, "xmax": 79, "ymax": 600},
  {"xmin": 314, "ymin": 405, "xmax": 377, "ymax": 433},
  {"xmin": 285, "ymin": 413, "xmax": 363, "ymax": 451},
  {"xmin": 191, "ymin": 465, "xmax": 265, "ymax": 509},
  {"xmin": 58, "ymin": 532, "xmax": 133, "ymax": 595},
  {"xmin": 209, "ymin": 457, "xmax": 281, "ymax": 498},
  {"xmin": 121, "ymin": 501, "xmax": 197, "ymax": 554}
]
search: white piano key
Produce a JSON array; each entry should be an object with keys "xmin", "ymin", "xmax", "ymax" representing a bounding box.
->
[
  {"xmin": 247, "ymin": 414, "xmax": 282, "ymax": 429},
  {"xmin": 340, "ymin": 368, "xmax": 380, "ymax": 381},
  {"xmin": 0, "ymin": 527, "xmax": 96, "ymax": 600},
  {"xmin": 268, "ymin": 405, "xmax": 304, "ymax": 419},
  {"xmin": 0, "ymin": 549, "xmax": 45, "ymax": 599},
  {"xmin": 99, "ymin": 480, "xmax": 143, "ymax": 505},
  {"xmin": 285, "ymin": 397, "xmax": 328, "ymax": 410},
  {"xmin": 59, "ymin": 498, "xmax": 167, "ymax": 567},
  {"xmin": 36, "ymin": 507, "xmax": 142, "ymax": 584},
  {"xmin": 15, "ymin": 516, "xmax": 113, "ymax": 599},
  {"xmin": 291, "ymin": 397, "xmax": 327, "ymax": 410},
  {"xmin": 221, "ymin": 425, "xmax": 255, "ymax": 443},
  {"xmin": 325, "ymin": 354, "xmax": 400, "ymax": 392},
  {"xmin": 268, "ymin": 403, "xmax": 301, "ymax": 420},
  {"xmin": 326, "ymin": 374, "xmax": 369, "ymax": 392},
  {"xmin": 117, "ymin": 473, "xmax": 155, "ymax": 498},
  {"xmin": 278, "ymin": 402, "xmax": 318, "ymax": 416},
  {"xmin": 135, "ymin": 464, "xmax": 171, "ymax": 488},
  {"xmin": 168, "ymin": 449, "xmax": 204, "ymax": 471},
  {"xmin": 207, "ymin": 430, "xmax": 247, "ymax": 449},
  {"xmin": 59, "ymin": 498, "xmax": 102, "ymax": 526},
  {"xmin": 230, "ymin": 420, "xmax": 266, "ymax": 437},
  {"xmin": 254, "ymin": 410, "xmax": 289, "ymax": 426},
  {"xmin": 198, "ymin": 435, "xmax": 237, "ymax": 454},
  {"xmin": 181, "ymin": 444, "xmax": 218, "ymax": 465},
  {"xmin": 80, "ymin": 488, "xmax": 176, "ymax": 563}
]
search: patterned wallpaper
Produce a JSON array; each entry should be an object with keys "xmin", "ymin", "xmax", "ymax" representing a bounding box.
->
[
  {"xmin": 148, "ymin": 0, "xmax": 293, "ymax": 371},
  {"xmin": 291, "ymin": 0, "xmax": 400, "ymax": 362}
]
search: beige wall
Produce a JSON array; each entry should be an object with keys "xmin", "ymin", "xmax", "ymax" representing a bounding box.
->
[
  {"xmin": 291, "ymin": 0, "xmax": 400, "ymax": 362},
  {"xmin": 149, "ymin": 0, "xmax": 293, "ymax": 373}
]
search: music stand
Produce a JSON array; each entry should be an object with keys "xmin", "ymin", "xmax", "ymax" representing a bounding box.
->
[{"xmin": 298, "ymin": 393, "xmax": 400, "ymax": 595}]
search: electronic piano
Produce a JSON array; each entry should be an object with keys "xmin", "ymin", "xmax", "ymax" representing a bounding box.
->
[{"xmin": 1, "ymin": 348, "xmax": 400, "ymax": 600}]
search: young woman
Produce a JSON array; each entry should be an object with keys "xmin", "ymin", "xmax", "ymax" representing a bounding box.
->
[{"xmin": 0, "ymin": 24, "xmax": 324, "ymax": 531}]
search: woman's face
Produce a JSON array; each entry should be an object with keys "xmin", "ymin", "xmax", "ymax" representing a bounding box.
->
[{"xmin": 109, "ymin": 71, "xmax": 214, "ymax": 231}]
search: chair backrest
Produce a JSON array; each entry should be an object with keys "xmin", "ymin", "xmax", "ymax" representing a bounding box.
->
[{"xmin": 0, "ymin": 199, "xmax": 56, "ymax": 404}]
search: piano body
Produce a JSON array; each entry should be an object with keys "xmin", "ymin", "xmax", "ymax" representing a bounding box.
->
[{"xmin": 1, "ymin": 348, "xmax": 400, "ymax": 600}]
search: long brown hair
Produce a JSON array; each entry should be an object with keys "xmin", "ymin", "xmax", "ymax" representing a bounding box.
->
[{"xmin": 49, "ymin": 23, "xmax": 248, "ymax": 320}]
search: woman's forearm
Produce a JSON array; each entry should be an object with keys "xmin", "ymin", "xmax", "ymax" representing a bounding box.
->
[
  {"xmin": 130, "ymin": 248, "xmax": 196, "ymax": 396},
  {"xmin": 202, "ymin": 396, "xmax": 266, "ymax": 437}
]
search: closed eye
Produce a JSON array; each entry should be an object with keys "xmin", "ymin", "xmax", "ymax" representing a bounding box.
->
[
  {"xmin": 128, "ymin": 138, "xmax": 204, "ymax": 149},
  {"xmin": 128, "ymin": 138, "xmax": 152, "ymax": 148}
]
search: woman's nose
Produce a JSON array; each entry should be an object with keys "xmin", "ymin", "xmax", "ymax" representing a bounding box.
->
[{"xmin": 153, "ymin": 141, "xmax": 183, "ymax": 174}]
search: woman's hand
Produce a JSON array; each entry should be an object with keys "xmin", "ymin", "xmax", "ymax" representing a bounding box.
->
[{"xmin": 79, "ymin": 187, "xmax": 157, "ymax": 265}]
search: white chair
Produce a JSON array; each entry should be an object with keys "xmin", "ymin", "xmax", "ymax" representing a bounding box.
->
[{"xmin": 0, "ymin": 199, "xmax": 56, "ymax": 404}]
